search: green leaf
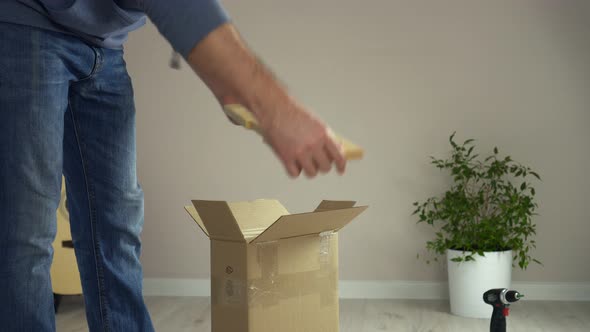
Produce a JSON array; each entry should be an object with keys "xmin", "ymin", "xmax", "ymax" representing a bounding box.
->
[
  {"xmin": 450, "ymin": 132, "xmax": 457, "ymax": 147},
  {"xmin": 530, "ymin": 171, "xmax": 541, "ymax": 180},
  {"xmin": 520, "ymin": 182, "xmax": 526, "ymax": 190},
  {"xmin": 464, "ymin": 139, "xmax": 475, "ymax": 145},
  {"xmin": 533, "ymin": 259, "xmax": 543, "ymax": 265},
  {"xmin": 450, "ymin": 257, "xmax": 463, "ymax": 262},
  {"xmin": 531, "ymin": 188, "xmax": 536, "ymax": 196},
  {"xmin": 494, "ymin": 147, "xmax": 498, "ymax": 154}
]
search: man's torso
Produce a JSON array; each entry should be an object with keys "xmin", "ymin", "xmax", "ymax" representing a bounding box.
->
[{"xmin": 0, "ymin": 0, "xmax": 146, "ymax": 49}]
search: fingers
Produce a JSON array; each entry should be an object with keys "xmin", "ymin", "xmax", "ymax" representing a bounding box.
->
[
  {"xmin": 325, "ymin": 130, "xmax": 346, "ymax": 174},
  {"xmin": 266, "ymin": 106, "xmax": 348, "ymax": 179},
  {"xmin": 313, "ymin": 145, "xmax": 332, "ymax": 174},
  {"xmin": 285, "ymin": 160, "xmax": 302, "ymax": 178},
  {"xmin": 286, "ymin": 134, "xmax": 346, "ymax": 179},
  {"xmin": 299, "ymin": 154, "xmax": 318, "ymax": 178}
]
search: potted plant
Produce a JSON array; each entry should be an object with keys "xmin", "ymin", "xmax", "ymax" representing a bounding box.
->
[{"xmin": 413, "ymin": 133, "xmax": 541, "ymax": 318}]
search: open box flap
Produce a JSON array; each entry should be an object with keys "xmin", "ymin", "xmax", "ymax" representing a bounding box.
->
[
  {"xmin": 227, "ymin": 199, "xmax": 289, "ymax": 241},
  {"xmin": 250, "ymin": 205, "xmax": 368, "ymax": 244},
  {"xmin": 189, "ymin": 200, "xmax": 244, "ymax": 242},
  {"xmin": 315, "ymin": 200, "xmax": 357, "ymax": 212},
  {"xmin": 185, "ymin": 205, "xmax": 209, "ymax": 237}
]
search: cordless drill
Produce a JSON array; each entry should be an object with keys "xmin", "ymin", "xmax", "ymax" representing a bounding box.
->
[{"xmin": 483, "ymin": 288, "xmax": 524, "ymax": 332}]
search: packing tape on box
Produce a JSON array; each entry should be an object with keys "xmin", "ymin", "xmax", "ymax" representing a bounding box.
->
[
  {"xmin": 249, "ymin": 231, "xmax": 337, "ymax": 308},
  {"xmin": 214, "ymin": 277, "xmax": 246, "ymax": 306},
  {"xmin": 318, "ymin": 231, "xmax": 335, "ymax": 307},
  {"xmin": 212, "ymin": 233, "xmax": 338, "ymax": 308},
  {"xmin": 252, "ymin": 240, "xmax": 280, "ymax": 307},
  {"xmin": 319, "ymin": 231, "xmax": 334, "ymax": 268},
  {"xmin": 248, "ymin": 268, "xmax": 338, "ymax": 309}
]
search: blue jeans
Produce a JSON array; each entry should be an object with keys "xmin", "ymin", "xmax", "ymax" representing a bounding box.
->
[{"xmin": 0, "ymin": 23, "xmax": 154, "ymax": 331}]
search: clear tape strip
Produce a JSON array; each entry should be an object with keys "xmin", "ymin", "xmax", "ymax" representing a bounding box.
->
[
  {"xmin": 249, "ymin": 233, "xmax": 337, "ymax": 308},
  {"xmin": 248, "ymin": 269, "xmax": 337, "ymax": 308},
  {"xmin": 318, "ymin": 231, "xmax": 335, "ymax": 307},
  {"xmin": 254, "ymin": 240, "xmax": 280, "ymax": 307},
  {"xmin": 319, "ymin": 231, "xmax": 335, "ymax": 266},
  {"xmin": 214, "ymin": 277, "xmax": 246, "ymax": 305},
  {"xmin": 212, "ymin": 234, "xmax": 338, "ymax": 309}
]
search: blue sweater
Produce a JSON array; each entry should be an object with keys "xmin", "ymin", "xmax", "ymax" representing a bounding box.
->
[{"xmin": 0, "ymin": 0, "xmax": 230, "ymax": 58}]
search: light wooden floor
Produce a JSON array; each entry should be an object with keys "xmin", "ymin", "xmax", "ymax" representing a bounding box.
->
[{"xmin": 55, "ymin": 296, "xmax": 590, "ymax": 331}]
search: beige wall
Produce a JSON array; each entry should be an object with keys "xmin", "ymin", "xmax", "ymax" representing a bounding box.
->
[{"xmin": 124, "ymin": 0, "xmax": 590, "ymax": 283}]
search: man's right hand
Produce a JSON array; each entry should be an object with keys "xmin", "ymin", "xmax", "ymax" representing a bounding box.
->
[
  {"xmin": 187, "ymin": 23, "xmax": 346, "ymax": 178},
  {"xmin": 256, "ymin": 101, "xmax": 346, "ymax": 178}
]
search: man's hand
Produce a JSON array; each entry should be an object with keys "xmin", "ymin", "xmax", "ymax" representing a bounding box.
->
[
  {"xmin": 257, "ymin": 101, "xmax": 346, "ymax": 178},
  {"xmin": 186, "ymin": 23, "xmax": 347, "ymax": 178}
]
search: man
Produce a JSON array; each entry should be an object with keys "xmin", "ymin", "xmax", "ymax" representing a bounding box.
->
[{"xmin": 0, "ymin": 0, "xmax": 348, "ymax": 331}]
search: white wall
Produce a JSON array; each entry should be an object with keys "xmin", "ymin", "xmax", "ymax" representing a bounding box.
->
[{"xmin": 124, "ymin": 0, "xmax": 590, "ymax": 284}]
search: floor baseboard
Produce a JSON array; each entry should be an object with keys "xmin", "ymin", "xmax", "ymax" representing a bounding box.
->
[{"xmin": 143, "ymin": 278, "xmax": 590, "ymax": 301}]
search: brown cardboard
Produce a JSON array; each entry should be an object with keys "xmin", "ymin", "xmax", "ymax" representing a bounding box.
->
[
  {"xmin": 314, "ymin": 200, "xmax": 356, "ymax": 212},
  {"xmin": 185, "ymin": 199, "xmax": 367, "ymax": 332},
  {"xmin": 251, "ymin": 207, "xmax": 367, "ymax": 244}
]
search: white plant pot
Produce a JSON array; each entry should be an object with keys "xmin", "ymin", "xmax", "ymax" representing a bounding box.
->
[{"xmin": 447, "ymin": 249, "xmax": 512, "ymax": 318}]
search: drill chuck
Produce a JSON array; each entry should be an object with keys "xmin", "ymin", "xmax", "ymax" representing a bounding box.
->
[{"xmin": 484, "ymin": 288, "xmax": 524, "ymax": 332}]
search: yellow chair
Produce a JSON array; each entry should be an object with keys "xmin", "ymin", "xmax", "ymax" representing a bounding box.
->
[{"xmin": 51, "ymin": 177, "xmax": 83, "ymax": 312}]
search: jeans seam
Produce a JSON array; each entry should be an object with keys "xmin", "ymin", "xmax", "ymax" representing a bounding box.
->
[{"xmin": 67, "ymin": 98, "xmax": 111, "ymax": 332}]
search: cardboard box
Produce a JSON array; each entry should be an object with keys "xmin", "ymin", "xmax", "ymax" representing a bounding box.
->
[{"xmin": 185, "ymin": 199, "xmax": 367, "ymax": 332}]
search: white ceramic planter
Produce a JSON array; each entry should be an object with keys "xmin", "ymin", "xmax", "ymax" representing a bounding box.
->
[{"xmin": 447, "ymin": 249, "xmax": 512, "ymax": 318}]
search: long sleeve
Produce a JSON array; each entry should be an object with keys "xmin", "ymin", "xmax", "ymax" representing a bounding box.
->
[{"xmin": 139, "ymin": 0, "xmax": 230, "ymax": 58}]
